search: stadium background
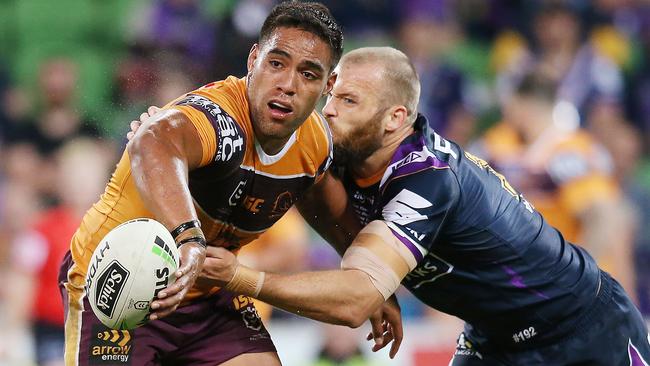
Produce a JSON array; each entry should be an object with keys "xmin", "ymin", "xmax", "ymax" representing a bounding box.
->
[{"xmin": 1, "ymin": 0, "xmax": 650, "ymax": 365}]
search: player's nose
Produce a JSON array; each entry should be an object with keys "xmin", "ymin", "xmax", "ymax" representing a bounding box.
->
[
  {"xmin": 276, "ymin": 70, "xmax": 297, "ymax": 97},
  {"xmin": 322, "ymin": 98, "xmax": 337, "ymax": 119}
]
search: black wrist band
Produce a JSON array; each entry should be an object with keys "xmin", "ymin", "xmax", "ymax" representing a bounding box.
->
[
  {"xmin": 177, "ymin": 236, "xmax": 207, "ymax": 248},
  {"xmin": 171, "ymin": 220, "xmax": 201, "ymax": 239}
]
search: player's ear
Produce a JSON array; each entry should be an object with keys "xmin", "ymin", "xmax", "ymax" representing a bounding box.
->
[
  {"xmin": 324, "ymin": 72, "xmax": 337, "ymax": 96},
  {"xmin": 385, "ymin": 106, "xmax": 408, "ymax": 132},
  {"xmin": 247, "ymin": 44, "xmax": 259, "ymax": 76}
]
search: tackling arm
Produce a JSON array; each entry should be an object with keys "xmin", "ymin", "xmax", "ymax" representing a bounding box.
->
[{"xmin": 202, "ymin": 220, "xmax": 415, "ymax": 327}]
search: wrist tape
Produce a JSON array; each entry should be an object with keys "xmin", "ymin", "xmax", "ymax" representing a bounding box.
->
[{"xmin": 226, "ymin": 265, "xmax": 265, "ymax": 298}]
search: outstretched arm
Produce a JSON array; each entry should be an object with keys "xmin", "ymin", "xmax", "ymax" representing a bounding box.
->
[
  {"xmin": 127, "ymin": 107, "xmax": 207, "ymax": 320},
  {"xmin": 202, "ymin": 220, "xmax": 415, "ymax": 326}
]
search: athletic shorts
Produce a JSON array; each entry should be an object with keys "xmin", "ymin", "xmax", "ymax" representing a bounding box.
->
[
  {"xmin": 59, "ymin": 251, "xmax": 276, "ymax": 365},
  {"xmin": 450, "ymin": 271, "xmax": 650, "ymax": 366}
]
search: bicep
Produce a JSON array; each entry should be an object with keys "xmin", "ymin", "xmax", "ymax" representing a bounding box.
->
[{"xmin": 129, "ymin": 108, "xmax": 205, "ymax": 170}]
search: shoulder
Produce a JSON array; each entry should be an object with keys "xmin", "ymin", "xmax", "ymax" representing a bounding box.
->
[
  {"xmin": 165, "ymin": 79, "xmax": 249, "ymax": 167},
  {"xmin": 379, "ymin": 142, "xmax": 459, "ymax": 207}
]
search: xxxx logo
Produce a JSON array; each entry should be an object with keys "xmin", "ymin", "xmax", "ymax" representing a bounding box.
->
[{"xmin": 97, "ymin": 330, "xmax": 131, "ymax": 347}]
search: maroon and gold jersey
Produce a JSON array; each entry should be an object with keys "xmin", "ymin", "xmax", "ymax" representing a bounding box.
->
[{"xmin": 68, "ymin": 76, "xmax": 332, "ymax": 302}]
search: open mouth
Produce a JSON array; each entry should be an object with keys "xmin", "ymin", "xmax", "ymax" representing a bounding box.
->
[{"xmin": 268, "ymin": 101, "xmax": 293, "ymax": 118}]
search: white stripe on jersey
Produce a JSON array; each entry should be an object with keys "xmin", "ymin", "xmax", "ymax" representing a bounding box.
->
[{"xmin": 385, "ymin": 221, "xmax": 429, "ymax": 258}]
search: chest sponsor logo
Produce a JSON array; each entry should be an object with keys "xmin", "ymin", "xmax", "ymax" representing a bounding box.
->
[
  {"xmin": 243, "ymin": 196, "xmax": 265, "ymax": 213},
  {"xmin": 352, "ymin": 190, "xmax": 376, "ymax": 206},
  {"xmin": 90, "ymin": 326, "xmax": 133, "ymax": 364},
  {"xmin": 215, "ymin": 113, "xmax": 244, "ymax": 162},
  {"xmin": 176, "ymin": 94, "xmax": 244, "ymax": 162},
  {"xmin": 404, "ymin": 253, "xmax": 454, "ymax": 289},
  {"xmin": 95, "ymin": 261, "xmax": 129, "ymax": 318}
]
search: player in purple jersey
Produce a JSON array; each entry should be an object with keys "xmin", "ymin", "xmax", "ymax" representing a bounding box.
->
[{"xmin": 200, "ymin": 47, "xmax": 650, "ymax": 365}]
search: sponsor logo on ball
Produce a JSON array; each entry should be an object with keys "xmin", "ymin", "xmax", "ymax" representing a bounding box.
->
[
  {"xmin": 85, "ymin": 241, "xmax": 111, "ymax": 293},
  {"xmin": 128, "ymin": 300, "xmax": 149, "ymax": 311},
  {"xmin": 153, "ymin": 267, "xmax": 169, "ymax": 299},
  {"xmin": 95, "ymin": 261, "xmax": 130, "ymax": 318}
]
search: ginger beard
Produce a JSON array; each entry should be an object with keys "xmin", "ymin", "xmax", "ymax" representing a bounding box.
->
[{"xmin": 331, "ymin": 106, "xmax": 387, "ymax": 166}]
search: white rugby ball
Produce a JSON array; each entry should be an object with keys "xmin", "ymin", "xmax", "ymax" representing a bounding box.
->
[{"xmin": 85, "ymin": 218, "xmax": 179, "ymax": 330}]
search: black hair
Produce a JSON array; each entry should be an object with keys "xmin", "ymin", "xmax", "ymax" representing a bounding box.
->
[{"xmin": 259, "ymin": 1, "xmax": 343, "ymax": 70}]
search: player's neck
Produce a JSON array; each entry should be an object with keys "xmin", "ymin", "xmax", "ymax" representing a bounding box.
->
[
  {"xmin": 256, "ymin": 135, "xmax": 292, "ymax": 155},
  {"xmin": 353, "ymin": 125, "xmax": 415, "ymax": 179}
]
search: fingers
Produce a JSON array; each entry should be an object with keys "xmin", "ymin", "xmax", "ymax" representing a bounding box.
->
[
  {"xmin": 140, "ymin": 111, "xmax": 151, "ymax": 123},
  {"xmin": 149, "ymin": 284, "xmax": 185, "ymax": 320},
  {"xmin": 372, "ymin": 330, "xmax": 393, "ymax": 352},
  {"xmin": 149, "ymin": 244, "xmax": 204, "ymax": 321},
  {"xmin": 175, "ymin": 249, "xmax": 197, "ymax": 277},
  {"xmin": 389, "ymin": 331, "xmax": 402, "ymax": 359},
  {"xmin": 149, "ymin": 287, "xmax": 186, "ymax": 320},
  {"xmin": 386, "ymin": 308, "xmax": 403, "ymax": 358},
  {"xmin": 149, "ymin": 264, "xmax": 193, "ymax": 320},
  {"xmin": 369, "ymin": 313, "xmax": 385, "ymax": 347},
  {"xmin": 148, "ymin": 105, "xmax": 161, "ymax": 115}
]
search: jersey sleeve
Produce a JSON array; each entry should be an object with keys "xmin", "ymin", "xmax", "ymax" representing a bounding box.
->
[
  {"xmin": 379, "ymin": 166, "xmax": 458, "ymax": 264},
  {"xmin": 165, "ymin": 93, "xmax": 246, "ymax": 168}
]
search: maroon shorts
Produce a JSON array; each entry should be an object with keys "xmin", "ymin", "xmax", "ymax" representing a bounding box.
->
[{"xmin": 59, "ymin": 251, "xmax": 276, "ymax": 365}]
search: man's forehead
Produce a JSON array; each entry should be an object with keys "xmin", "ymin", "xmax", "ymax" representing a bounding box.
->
[
  {"xmin": 334, "ymin": 62, "xmax": 384, "ymax": 94},
  {"xmin": 261, "ymin": 27, "xmax": 332, "ymax": 68}
]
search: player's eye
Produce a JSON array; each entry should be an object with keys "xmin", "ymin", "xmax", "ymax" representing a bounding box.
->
[
  {"xmin": 269, "ymin": 60, "xmax": 282, "ymax": 68},
  {"xmin": 302, "ymin": 71, "xmax": 317, "ymax": 80},
  {"xmin": 343, "ymin": 97, "xmax": 355, "ymax": 105}
]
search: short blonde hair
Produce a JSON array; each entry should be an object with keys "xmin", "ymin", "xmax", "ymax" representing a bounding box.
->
[{"xmin": 341, "ymin": 47, "xmax": 421, "ymax": 122}]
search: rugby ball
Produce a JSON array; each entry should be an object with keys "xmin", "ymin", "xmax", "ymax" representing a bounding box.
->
[{"xmin": 85, "ymin": 218, "xmax": 179, "ymax": 330}]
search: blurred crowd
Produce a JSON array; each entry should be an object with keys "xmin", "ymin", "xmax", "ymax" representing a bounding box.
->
[{"xmin": 2, "ymin": 0, "xmax": 650, "ymax": 365}]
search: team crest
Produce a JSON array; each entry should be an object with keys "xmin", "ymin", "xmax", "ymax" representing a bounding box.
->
[
  {"xmin": 269, "ymin": 191, "xmax": 294, "ymax": 219},
  {"xmin": 241, "ymin": 307, "xmax": 262, "ymax": 331}
]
